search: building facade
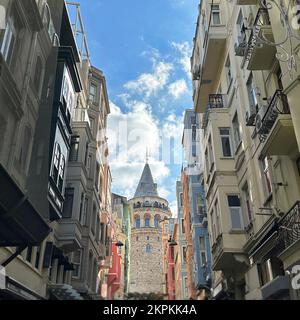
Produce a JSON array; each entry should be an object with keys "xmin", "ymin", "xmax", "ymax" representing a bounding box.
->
[
  {"xmin": 0, "ymin": 0, "xmax": 113, "ymax": 300},
  {"xmin": 174, "ymin": 181, "xmax": 189, "ymax": 300},
  {"xmin": 181, "ymin": 110, "xmax": 212, "ymax": 300},
  {"xmin": 108, "ymin": 193, "xmax": 131, "ymax": 300},
  {"xmin": 191, "ymin": 0, "xmax": 300, "ymax": 300},
  {"xmin": 128, "ymin": 163, "xmax": 172, "ymax": 295}
]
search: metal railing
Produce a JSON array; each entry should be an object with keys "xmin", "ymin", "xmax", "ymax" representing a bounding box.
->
[
  {"xmin": 245, "ymin": 8, "xmax": 271, "ymax": 62},
  {"xmin": 278, "ymin": 201, "xmax": 300, "ymax": 252},
  {"xmin": 256, "ymin": 90, "xmax": 290, "ymax": 142},
  {"xmin": 202, "ymin": 94, "xmax": 228, "ymax": 130},
  {"xmin": 235, "ymin": 34, "xmax": 247, "ymax": 57}
]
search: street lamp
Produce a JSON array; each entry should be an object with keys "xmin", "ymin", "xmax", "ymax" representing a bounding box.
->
[
  {"xmin": 115, "ymin": 241, "xmax": 124, "ymax": 247},
  {"xmin": 168, "ymin": 238, "xmax": 178, "ymax": 247}
]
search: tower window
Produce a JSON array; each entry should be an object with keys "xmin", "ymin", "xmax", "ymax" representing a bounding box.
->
[
  {"xmin": 135, "ymin": 217, "xmax": 141, "ymax": 229},
  {"xmin": 144, "ymin": 217, "xmax": 150, "ymax": 227}
]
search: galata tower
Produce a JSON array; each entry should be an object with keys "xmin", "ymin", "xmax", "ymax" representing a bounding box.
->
[{"xmin": 128, "ymin": 162, "xmax": 172, "ymax": 295}]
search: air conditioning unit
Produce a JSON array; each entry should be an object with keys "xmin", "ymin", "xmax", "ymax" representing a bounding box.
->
[{"xmin": 192, "ymin": 64, "xmax": 201, "ymax": 81}]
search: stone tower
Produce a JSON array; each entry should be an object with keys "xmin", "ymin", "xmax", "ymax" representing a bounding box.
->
[{"xmin": 128, "ymin": 163, "xmax": 172, "ymax": 295}]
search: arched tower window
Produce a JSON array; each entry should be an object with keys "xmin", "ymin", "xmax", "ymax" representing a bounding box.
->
[
  {"xmin": 144, "ymin": 213, "xmax": 151, "ymax": 228},
  {"xmin": 145, "ymin": 244, "xmax": 152, "ymax": 253},
  {"xmin": 135, "ymin": 216, "xmax": 140, "ymax": 229},
  {"xmin": 154, "ymin": 215, "xmax": 161, "ymax": 228}
]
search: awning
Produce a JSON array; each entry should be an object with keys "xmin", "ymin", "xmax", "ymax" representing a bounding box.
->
[
  {"xmin": 48, "ymin": 284, "xmax": 83, "ymax": 300},
  {"xmin": 0, "ymin": 165, "xmax": 50, "ymax": 247},
  {"xmin": 248, "ymin": 220, "xmax": 279, "ymax": 263}
]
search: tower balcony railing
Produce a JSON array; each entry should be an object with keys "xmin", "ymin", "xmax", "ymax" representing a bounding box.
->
[
  {"xmin": 202, "ymin": 94, "xmax": 228, "ymax": 130},
  {"xmin": 277, "ymin": 201, "xmax": 300, "ymax": 253},
  {"xmin": 255, "ymin": 90, "xmax": 290, "ymax": 142}
]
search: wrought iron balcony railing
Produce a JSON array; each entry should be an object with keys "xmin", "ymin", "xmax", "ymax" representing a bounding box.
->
[
  {"xmin": 278, "ymin": 201, "xmax": 300, "ymax": 252},
  {"xmin": 202, "ymin": 94, "xmax": 228, "ymax": 130},
  {"xmin": 235, "ymin": 34, "xmax": 247, "ymax": 57},
  {"xmin": 245, "ymin": 8, "xmax": 272, "ymax": 62},
  {"xmin": 255, "ymin": 90, "xmax": 290, "ymax": 142}
]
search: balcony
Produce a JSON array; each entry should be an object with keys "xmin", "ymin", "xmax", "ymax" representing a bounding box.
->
[
  {"xmin": 56, "ymin": 219, "xmax": 83, "ymax": 253},
  {"xmin": 234, "ymin": 34, "xmax": 247, "ymax": 57},
  {"xmin": 202, "ymin": 94, "xmax": 228, "ymax": 130},
  {"xmin": 194, "ymin": 26, "xmax": 227, "ymax": 113},
  {"xmin": 72, "ymin": 108, "xmax": 91, "ymax": 127},
  {"xmin": 277, "ymin": 201, "xmax": 300, "ymax": 255},
  {"xmin": 261, "ymin": 276, "xmax": 290, "ymax": 300},
  {"xmin": 245, "ymin": 8, "xmax": 276, "ymax": 70},
  {"xmin": 211, "ymin": 233, "xmax": 248, "ymax": 273},
  {"xmin": 256, "ymin": 90, "xmax": 297, "ymax": 155},
  {"xmin": 236, "ymin": 0, "xmax": 258, "ymax": 4}
]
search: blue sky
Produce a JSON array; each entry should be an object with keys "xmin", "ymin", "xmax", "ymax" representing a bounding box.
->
[{"xmin": 75, "ymin": 0, "xmax": 199, "ymax": 214}]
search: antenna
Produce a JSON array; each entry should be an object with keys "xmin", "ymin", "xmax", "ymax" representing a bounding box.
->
[{"xmin": 146, "ymin": 147, "xmax": 149, "ymax": 164}]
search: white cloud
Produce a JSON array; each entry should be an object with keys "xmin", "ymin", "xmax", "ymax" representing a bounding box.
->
[
  {"xmin": 168, "ymin": 79, "xmax": 188, "ymax": 99},
  {"xmin": 169, "ymin": 0, "xmax": 186, "ymax": 7},
  {"xmin": 124, "ymin": 61, "xmax": 173, "ymax": 99},
  {"xmin": 107, "ymin": 101, "xmax": 171, "ymax": 199},
  {"xmin": 169, "ymin": 200, "xmax": 178, "ymax": 218},
  {"xmin": 171, "ymin": 41, "xmax": 192, "ymax": 78}
]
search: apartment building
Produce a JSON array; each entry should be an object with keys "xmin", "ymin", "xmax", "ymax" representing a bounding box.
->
[
  {"xmin": 108, "ymin": 193, "xmax": 130, "ymax": 300},
  {"xmin": 174, "ymin": 181, "xmax": 189, "ymax": 300},
  {"xmin": 0, "ymin": 0, "xmax": 113, "ymax": 300},
  {"xmin": 181, "ymin": 110, "xmax": 212, "ymax": 300},
  {"xmin": 163, "ymin": 218, "xmax": 176, "ymax": 300},
  {"xmin": 0, "ymin": 0, "xmax": 66, "ymax": 299},
  {"xmin": 191, "ymin": 0, "xmax": 300, "ymax": 300}
]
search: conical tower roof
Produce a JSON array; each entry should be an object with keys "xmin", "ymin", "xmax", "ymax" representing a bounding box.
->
[{"xmin": 134, "ymin": 163, "xmax": 158, "ymax": 198}]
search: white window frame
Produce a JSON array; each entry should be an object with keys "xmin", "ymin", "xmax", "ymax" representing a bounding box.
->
[
  {"xmin": 1, "ymin": 16, "xmax": 16, "ymax": 64},
  {"xmin": 262, "ymin": 157, "xmax": 273, "ymax": 196},
  {"xmin": 89, "ymin": 83, "xmax": 97, "ymax": 104},
  {"xmin": 232, "ymin": 113, "xmax": 241, "ymax": 151},
  {"xmin": 199, "ymin": 236, "xmax": 207, "ymax": 267},
  {"xmin": 211, "ymin": 4, "xmax": 221, "ymax": 25},
  {"xmin": 72, "ymin": 250, "xmax": 82, "ymax": 279},
  {"xmin": 219, "ymin": 128, "xmax": 232, "ymax": 157},
  {"xmin": 227, "ymin": 194, "xmax": 244, "ymax": 231}
]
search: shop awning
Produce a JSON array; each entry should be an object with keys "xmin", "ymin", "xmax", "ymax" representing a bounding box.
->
[{"xmin": 0, "ymin": 165, "xmax": 50, "ymax": 247}]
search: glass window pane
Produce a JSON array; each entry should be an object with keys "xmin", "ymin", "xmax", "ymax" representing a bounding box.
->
[
  {"xmin": 228, "ymin": 195, "xmax": 241, "ymax": 207},
  {"xmin": 230, "ymin": 208, "xmax": 243, "ymax": 229},
  {"xmin": 221, "ymin": 137, "xmax": 232, "ymax": 157}
]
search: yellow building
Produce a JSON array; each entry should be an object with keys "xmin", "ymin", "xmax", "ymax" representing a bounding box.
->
[{"xmin": 191, "ymin": 0, "xmax": 300, "ymax": 300}]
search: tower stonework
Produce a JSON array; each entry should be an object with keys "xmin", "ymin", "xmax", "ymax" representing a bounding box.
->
[{"xmin": 128, "ymin": 164, "xmax": 171, "ymax": 295}]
